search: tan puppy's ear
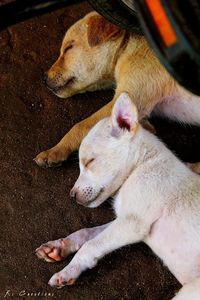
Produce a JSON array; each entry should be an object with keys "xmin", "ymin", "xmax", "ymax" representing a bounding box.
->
[
  {"xmin": 112, "ymin": 92, "xmax": 138, "ymax": 133},
  {"xmin": 87, "ymin": 14, "xmax": 122, "ymax": 47}
]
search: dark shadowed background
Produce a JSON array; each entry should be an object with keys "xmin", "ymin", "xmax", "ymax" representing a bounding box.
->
[{"xmin": 0, "ymin": 1, "xmax": 200, "ymax": 299}]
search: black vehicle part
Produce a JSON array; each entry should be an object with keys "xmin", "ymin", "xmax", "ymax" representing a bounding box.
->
[{"xmin": 135, "ymin": 0, "xmax": 200, "ymax": 95}]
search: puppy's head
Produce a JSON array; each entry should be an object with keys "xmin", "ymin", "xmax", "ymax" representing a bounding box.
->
[
  {"xmin": 44, "ymin": 12, "xmax": 124, "ymax": 98},
  {"xmin": 70, "ymin": 92, "xmax": 139, "ymax": 208}
]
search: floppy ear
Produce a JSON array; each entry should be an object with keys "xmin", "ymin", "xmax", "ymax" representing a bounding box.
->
[
  {"xmin": 111, "ymin": 93, "xmax": 138, "ymax": 133},
  {"xmin": 87, "ymin": 14, "xmax": 122, "ymax": 47}
]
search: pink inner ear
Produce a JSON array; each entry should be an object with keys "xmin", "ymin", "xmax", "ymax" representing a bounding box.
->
[{"xmin": 117, "ymin": 114, "xmax": 130, "ymax": 131}]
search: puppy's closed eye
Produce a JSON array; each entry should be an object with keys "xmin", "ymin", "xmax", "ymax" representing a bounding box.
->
[
  {"xmin": 63, "ymin": 44, "xmax": 73, "ymax": 54},
  {"xmin": 85, "ymin": 158, "xmax": 95, "ymax": 168}
]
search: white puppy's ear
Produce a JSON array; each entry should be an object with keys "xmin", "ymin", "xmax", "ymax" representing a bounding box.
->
[{"xmin": 111, "ymin": 93, "xmax": 138, "ymax": 134}]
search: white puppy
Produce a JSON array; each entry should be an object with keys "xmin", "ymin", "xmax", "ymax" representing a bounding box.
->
[{"xmin": 36, "ymin": 93, "xmax": 200, "ymax": 299}]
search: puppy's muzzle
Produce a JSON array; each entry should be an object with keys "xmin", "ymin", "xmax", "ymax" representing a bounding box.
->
[
  {"xmin": 70, "ymin": 187, "xmax": 85, "ymax": 205},
  {"xmin": 70, "ymin": 186, "xmax": 104, "ymax": 207},
  {"xmin": 42, "ymin": 72, "xmax": 57, "ymax": 91},
  {"xmin": 70, "ymin": 187, "xmax": 93, "ymax": 206},
  {"xmin": 42, "ymin": 72, "xmax": 76, "ymax": 93}
]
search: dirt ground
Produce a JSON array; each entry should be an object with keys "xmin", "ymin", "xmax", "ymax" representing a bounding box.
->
[{"xmin": 0, "ymin": 1, "xmax": 200, "ymax": 299}]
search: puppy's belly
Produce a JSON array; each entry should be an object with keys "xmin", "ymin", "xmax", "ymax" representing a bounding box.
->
[{"xmin": 145, "ymin": 215, "xmax": 200, "ymax": 284}]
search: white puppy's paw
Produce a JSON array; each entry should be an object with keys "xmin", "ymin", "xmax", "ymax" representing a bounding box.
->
[
  {"xmin": 48, "ymin": 265, "xmax": 81, "ymax": 288},
  {"xmin": 35, "ymin": 239, "xmax": 72, "ymax": 262}
]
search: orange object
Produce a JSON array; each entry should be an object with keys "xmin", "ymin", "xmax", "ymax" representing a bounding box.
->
[{"xmin": 145, "ymin": 0, "xmax": 177, "ymax": 47}]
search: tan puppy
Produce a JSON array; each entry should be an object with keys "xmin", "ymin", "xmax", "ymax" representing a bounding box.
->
[{"xmin": 34, "ymin": 11, "xmax": 200, "ymax": 168}]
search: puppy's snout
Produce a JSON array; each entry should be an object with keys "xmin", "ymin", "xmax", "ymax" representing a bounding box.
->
[
  {"xmin": 70, "ymin": 185, "xmax": 94, "ymax": 206},
  {"xmin": 42, "ymin": 73, "xmax": 57, "ymax": 91},
  {"xmin": 42, "ymin": 71, "xmax": 65, "ymax": 92}
]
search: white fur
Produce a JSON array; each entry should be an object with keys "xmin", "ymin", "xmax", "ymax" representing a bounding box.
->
[
  {"xmin": 39, "ymin": 93, "xmax": 200, "ymax": 298},
  {"xmin": 154, "ymin": 87, "xmax": 200, "ymax": 125}
]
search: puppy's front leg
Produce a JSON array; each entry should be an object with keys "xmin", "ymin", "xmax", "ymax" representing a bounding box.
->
[
  {"xmin": 34, "ymin": 100, "xmax": 114, "ymax": 168},
  {"xmin": 36, "ymin": 223, "xmax": 110, "ymax": 262},
  {"xmin": 49, "ymin": 217, "xmax": 147, "ymax": 288}
]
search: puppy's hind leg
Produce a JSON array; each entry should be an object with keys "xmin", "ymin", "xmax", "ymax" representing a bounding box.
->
[
  {"xmin": 153, "ymin": 92, "xmax": 200, "ymax": 126},
  {"xmin": 35, "ymin": 223, "xmax": 110, "ymax": 263},
  {"xmin": 172, "ymin": 278, "xmax": 200, "ymax": 300}
]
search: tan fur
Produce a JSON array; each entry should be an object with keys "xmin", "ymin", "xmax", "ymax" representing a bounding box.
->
[
  {"xmin": 87, "ymin": 14, "xmax": 123, "ymax": 47},
  {"xmin": 34, "ymin": 12, "xmax": 199, "ymax": 168}
]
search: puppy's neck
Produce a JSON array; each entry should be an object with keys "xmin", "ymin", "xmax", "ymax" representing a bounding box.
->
[
  {"xmin": 112, "ymin": 30, "xmax": 130, "ymax": 68},
  {"xmin": 104, "ymin": 31, "xmax": 131, "ymax": 82},
  {"xmin": 127, "ymin": 126, "xmax": 161, "ymax": 172}
]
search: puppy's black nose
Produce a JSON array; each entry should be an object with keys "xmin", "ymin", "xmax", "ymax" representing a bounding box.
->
[{"xmin": 42, "ymin": 73, "xmax": 48, "ymax": 85}]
